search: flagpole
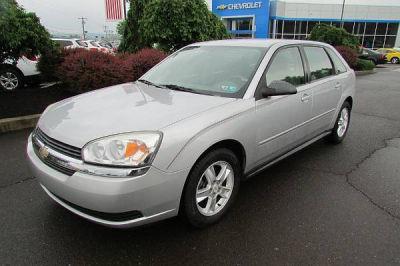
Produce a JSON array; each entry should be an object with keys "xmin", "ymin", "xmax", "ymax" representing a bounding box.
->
[{"xmin": 123, "ymin": 0, "xmax": 127, "ymax": 19}]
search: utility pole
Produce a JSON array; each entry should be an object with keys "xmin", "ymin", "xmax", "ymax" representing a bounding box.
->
[
  {"xmin": 78, "ymin": 17, "xmax": 87, "ymax": 40},
  {"xmin": 104, "ymin": 25, "xmax": 108, "ymax": 40},
  {"xmin": 340, "ymin": 0, "xmax": 346, "ymax": 28}
]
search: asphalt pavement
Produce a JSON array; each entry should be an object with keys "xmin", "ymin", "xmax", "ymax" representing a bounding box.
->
[{"xmin": 1, "ymin": 65, "xmax": 400, "ymax": 265}]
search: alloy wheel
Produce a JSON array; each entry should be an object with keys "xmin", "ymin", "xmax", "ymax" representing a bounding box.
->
[
  {"xmin": 0, "ymin": 72, "xmax": 19, "ymax": 91},
  {"xmin": 196, "ymin": 161, "xmax": 234, "ymax": 216},
  {"xmin": 337, "ymin": 108, "xmax": 349, "ymax": 138}
]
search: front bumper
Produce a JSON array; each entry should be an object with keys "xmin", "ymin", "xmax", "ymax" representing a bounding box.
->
[{"xmin": 27, "ymin": 136, "xmax": 189, "ymax": 228}]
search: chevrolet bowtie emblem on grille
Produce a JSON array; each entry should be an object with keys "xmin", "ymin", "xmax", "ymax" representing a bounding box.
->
[{"xmin": 39, "ymin": 145, "xmax": 50, "ymax": 159}]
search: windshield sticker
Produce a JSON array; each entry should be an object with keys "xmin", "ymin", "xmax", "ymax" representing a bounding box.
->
[{"xmin": 221, "ymin": 85, "xmax": 238, "ymax": 93}]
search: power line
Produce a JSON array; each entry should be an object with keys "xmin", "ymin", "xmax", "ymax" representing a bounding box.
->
[{"xmin": 78, "ymin": 17, "xmax": 88, "ymax": 39}]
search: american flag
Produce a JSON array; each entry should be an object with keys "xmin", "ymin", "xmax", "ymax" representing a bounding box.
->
[{"xmin": 105, "ymin": 0, "xmax": 124, "ymax": 21}]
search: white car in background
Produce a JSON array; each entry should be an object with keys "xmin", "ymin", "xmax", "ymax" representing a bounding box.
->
[
  {"xmin": 83, "ymin": 40, "xmax": 102, "ymax": 52},
  {"xmin": 1, "ymin": 55, "xmax": 40, "ymax": 92},
  {"xmin": 52, "ymin": 38, "xmax": 88, "ymax": 49}
]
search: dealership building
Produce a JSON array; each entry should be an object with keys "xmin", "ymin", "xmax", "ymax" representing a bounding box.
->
[{"xmin": 209, "ymin": 0, "xmax": 400, "ymax": 48}]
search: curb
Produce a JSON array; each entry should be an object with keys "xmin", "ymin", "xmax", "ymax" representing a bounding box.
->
[
  {"xmin": 0, "ymin": 114, "xmax": 41, "ymax": 134},
  {"xmin": 355, "ymin": 69, "xmax": 376, "ymax": 76}
]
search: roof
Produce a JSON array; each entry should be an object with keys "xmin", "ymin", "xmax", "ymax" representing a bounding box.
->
[{"xmin": 191, "ymin": 39, "xmax": 329, "ymax": 48}]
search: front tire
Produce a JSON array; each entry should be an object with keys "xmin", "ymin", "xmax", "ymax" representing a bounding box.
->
[
  {"xmin": 182, "ymin": 148, "xmax": 241, "ymax": 228},
  {"xmin": 391, "ymin": 57, "xmax": 399, "ymax": 64},
  {"xmin": 327, "ymin": 101, "xmax": 351, "ymax": 144}
]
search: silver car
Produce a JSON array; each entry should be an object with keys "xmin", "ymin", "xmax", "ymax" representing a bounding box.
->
[{"xmin": 27, "ymin": 39, "xmax": 355, "ymax": 228}]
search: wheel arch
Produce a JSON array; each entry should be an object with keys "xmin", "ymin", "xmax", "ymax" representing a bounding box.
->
[
  {"xmin": 178, "ymin": 138, "xmax": 246, "ymax": 215},
  {"xmin": 0, "ymin": 63, "xmax": 25, "ymax": 78},
  {"xmin": 344, "ymin": 96, "xmax": 353, "ymax": 109}
]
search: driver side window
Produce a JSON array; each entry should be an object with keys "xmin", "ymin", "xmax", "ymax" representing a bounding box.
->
[{"xmin": 266, "ymin": 47, "xmax": 306, "ymax": 87}]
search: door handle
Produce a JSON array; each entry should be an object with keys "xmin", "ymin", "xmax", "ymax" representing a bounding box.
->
[
  {"xmin": 301, "ymin": 93, "xmax": 311, "ymax": 102},
  {"xmin": 334, "ymin": 82, "xmax": 342, "ymax": 89}
]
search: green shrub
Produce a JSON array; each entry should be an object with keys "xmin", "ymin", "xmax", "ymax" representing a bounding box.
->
[
  {"xmin": 309, "ymin": 24, "xmax": 359, "ymax": 49},
  {"xmin": 354, "ymin": 58, "xmax": 375, "ymax": 71}
]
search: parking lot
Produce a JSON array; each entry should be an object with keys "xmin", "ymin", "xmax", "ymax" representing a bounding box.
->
[{"xmin": 1, "ymin": 65, "xmax": 400, "ymax": 265}]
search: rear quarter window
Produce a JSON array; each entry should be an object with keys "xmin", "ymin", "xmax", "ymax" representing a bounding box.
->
[{"xmin": 326, "ymin": 48, "xmax": 347, "ymax": 74}]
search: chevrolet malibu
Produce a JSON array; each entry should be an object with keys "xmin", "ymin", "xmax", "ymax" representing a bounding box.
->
[{"xmin": 27, "ymin": 39, "xmax": 355, "ymax": 228}]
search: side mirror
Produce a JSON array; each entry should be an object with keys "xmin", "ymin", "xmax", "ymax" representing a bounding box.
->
[{"xmin": 261, "ymin": 80, "xmax": 297, "ymax": 98}]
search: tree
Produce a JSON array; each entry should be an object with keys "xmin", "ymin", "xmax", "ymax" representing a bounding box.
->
[
  {"xmin": 140, "ymin": 0, "xmax": 229, "ymax": 52},
  {"xmin": 119, "ymin": 0, "xmax": 148, "ymax": 52},
  {"xmin": 308, "ymin": 24, "xmax": 359, "ymax": 49},
  {"xmin": 0, "ymin": 0, "xmax": 53, "ymax": 63}
]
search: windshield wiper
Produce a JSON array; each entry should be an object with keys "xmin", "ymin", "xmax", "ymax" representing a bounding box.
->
[
  {"xmin": 160, "ymin": 84, "xmax": 212, "ymax": 95},
  {"xmin": 137, "ymin": 79, "xmax": 165, "ymax": 89}
]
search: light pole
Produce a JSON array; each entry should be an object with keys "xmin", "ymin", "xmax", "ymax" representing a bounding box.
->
[
  {"xmin": 78, "ymin": 17, "xmax": 87, "ymax": 39},
  {"xmin": 340, "ymin": 0, "xmax": 346, "ymax": 27}
]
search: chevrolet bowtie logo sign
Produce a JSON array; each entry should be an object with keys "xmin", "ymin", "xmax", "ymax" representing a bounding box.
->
[
  {"xmin": 217, "ymin": 4, "xmax": 228, "ymax": 10},
  {"xmin": 216, "ymin": 2, "xmax": 262, "ymax": 11}
]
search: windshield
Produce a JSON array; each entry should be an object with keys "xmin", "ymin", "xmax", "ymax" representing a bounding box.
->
[{"xmin": 141, "ymin": 46, "xmax": 267, "ymax": 98}]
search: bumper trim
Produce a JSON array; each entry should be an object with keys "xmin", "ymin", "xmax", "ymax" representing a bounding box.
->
[{"xmin": 41, "ymin": 184, "xmax": 176, "ymax": 228}]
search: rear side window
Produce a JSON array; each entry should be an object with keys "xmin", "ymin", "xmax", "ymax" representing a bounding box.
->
[
  {"xmin": 326, "ymin": 48, "xmax": 347, "ymax": 74},
  {"xmin": 304, "ymin": 46, "xmax": 334, "ymax": 81},
  {"xmin": 266, "ymin": 47, "xmax": 305, "ymax": 87}
]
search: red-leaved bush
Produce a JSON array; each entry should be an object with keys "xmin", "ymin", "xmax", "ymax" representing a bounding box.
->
[
  {"xmin": 334, "ymin": 46, "xmax": 358, "ymax": 69},
  {"xmin": 56, "ymin": 48, "xmax": 167, "ymax": 93}
]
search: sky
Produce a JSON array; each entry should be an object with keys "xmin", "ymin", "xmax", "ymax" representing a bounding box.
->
[
  {"xmin": 17, "ymin": 0, "xmax": 400, "ymax": 36},
  {"xmin": 17, "ymin": 0, "xmax": 119, "ymax": 36}
]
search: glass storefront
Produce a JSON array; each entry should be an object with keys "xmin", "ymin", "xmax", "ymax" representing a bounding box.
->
[{"xmin": 269, "ymin": 19, "xmax": 399, "ymax": 49}]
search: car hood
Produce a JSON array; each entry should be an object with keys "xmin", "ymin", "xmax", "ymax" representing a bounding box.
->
[{"xmin": 38, "ymin": 82, "xmax": 235, "ymax": 148}]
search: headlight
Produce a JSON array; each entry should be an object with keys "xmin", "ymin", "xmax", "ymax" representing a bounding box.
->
[{"xmin": 82, "ymin": 132, "xmax": 162, "ymax": 167}]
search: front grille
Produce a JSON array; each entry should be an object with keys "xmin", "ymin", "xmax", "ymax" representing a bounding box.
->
[
  {"xmin": 32, "ymin": 128, "xmax": 81, "ymax": 176},
  {"xmin": 34, "ymin": 128, "xmax": 82, "ymax": 160},
  {"xmin": 51, "ymin": 191, "xmax": 143, "ymax": 222}
]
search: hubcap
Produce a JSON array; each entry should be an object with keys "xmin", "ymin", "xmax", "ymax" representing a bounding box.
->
[
  {"xmin": 337, "ymin": 108, "xmax": 349, "ymax": 138},
  {"xmin": 0, "ymin": 72, "xmax": 19, "ymax": 91},
  {"xmin": 196, "ymin": 161, "xmax": 234, "ymax": 216},
  {"xmin": 392, "ymin": 58, "xmax": 399, "ymax": 64}
]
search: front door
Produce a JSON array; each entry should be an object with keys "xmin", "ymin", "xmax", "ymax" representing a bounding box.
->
[{"xmin": 255, "ymin": 46, "xmax": 313, "ymax": 166}]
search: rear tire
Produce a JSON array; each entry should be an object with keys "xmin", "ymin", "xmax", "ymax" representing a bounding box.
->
[
  {"xmin": 0, "ymin": 67, "xmax": 24, "ymax": 92},
  {"xmin": 391, "ymin": 57, "xmax": 399, "ymax": 64},
  {"xmin": 181, "ymin": 148, "xmax": 241, "ymax": 228},
  {"xmin": 327, "ymin": 101, "xmax": 351, "ymax": 144}
]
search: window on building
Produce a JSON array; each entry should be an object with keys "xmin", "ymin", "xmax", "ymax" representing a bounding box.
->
[
  {"xmin": 365, "ymin": 22, "xmax": 376, "ymax": 35},
  {"xmin": 387, "ymin": 23, "xmax": 399, "ymax": 35},
  {"xmin": 363, "ymin": 36, "xmax": 374, "ymax": 48},
  {"xmin": 304, "ymin": 46, "xmax": 334, "ymax": 81},
  {"xmin": 376, "ymin": 23, "xmax": 387, "ymax": 35},
  {"xmin": 283, "ymin": 21, "xmax": 295, "ymax": 34},
  {"xmin": 266, "ymin": 47, "xmax": 305, "ymax": 87},
  {"xmin": 385, "ymin": 36, "xmax": 397, "ymax": 48},
  {"xmin": 343, "ymin": 22, "xmax": 354, "ymax": 34},
  {"xmin": 307, "ymin": 21, "xmax": 318, "ymax": 34}
]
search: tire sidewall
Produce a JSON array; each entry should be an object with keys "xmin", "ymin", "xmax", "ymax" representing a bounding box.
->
[{"xmin": 182, "ymin": 148, "xmax": 241, "ymax": 227}]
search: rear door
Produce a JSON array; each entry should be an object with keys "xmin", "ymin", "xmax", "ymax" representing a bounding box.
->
[{"xmin": 302, "ymin": 46, "xmax": 342, "ymax": 137}]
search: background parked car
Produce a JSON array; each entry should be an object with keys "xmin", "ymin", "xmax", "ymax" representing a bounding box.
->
[
  {"xmin": 0, "ymin": 55, "xmax": 40, "ymax": 92},
  {"xmin": 52, "ymin": 38, "xmax": 88, "ymax": 49},
  {"xmin": 376, "ymin": 48, "xmax": 400, "ymax": 64},
  {"xmin": 358, "ymin": 48, "xmax": 386, "ymax": 65},
  {"xmin": 83, "ymin": 40, "xmax": 102, "ymax": 52}
]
